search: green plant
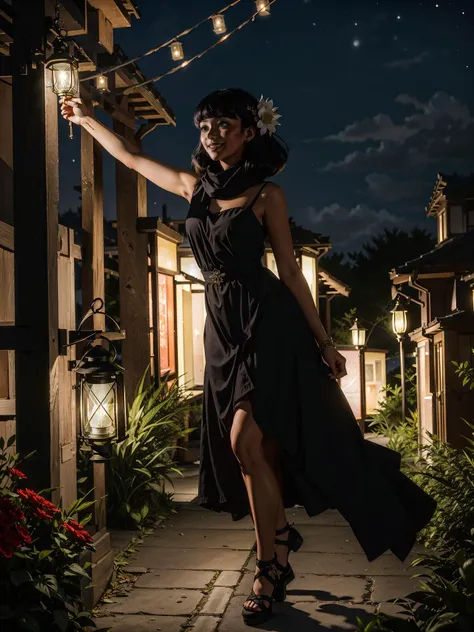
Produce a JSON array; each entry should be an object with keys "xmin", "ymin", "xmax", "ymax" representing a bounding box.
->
[
  {"xmin": 0, "ymin": 436, "xmax": 105, "ymax": 632},
  {"xmin": 369, "ymin": 368, "xmax": 417, "ymax": 431},
  {"xmin": 452, "ymin": 350, "xmax": 474, "ymax": 391},
  {"xmin": 331, "ymin": 308, "xmax": 358, "ymax": 345},
  {"xmin": 370, "ymin": 410, "xmax": 419, "ymax": 468},
  {"xmin": 104, "ymin": 368, "xmax": 201, "ymax": 528},
  {"xmin": 356, "ymin": 534, "xmax": 474, "ymax": 631}
]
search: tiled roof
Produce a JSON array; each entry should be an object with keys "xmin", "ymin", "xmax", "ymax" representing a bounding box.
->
[{"xmin": 393, "ymin": 229, "xmax": 474, "ymax": 275}]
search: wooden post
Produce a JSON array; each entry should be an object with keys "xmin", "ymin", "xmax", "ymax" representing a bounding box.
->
[
  {"xmin": 114, "ymin": 120, "xmax": 151, "ymax": 404},
  {"xmin": 11, "ymin": 0, "xmax": 60, "ymax": 496},
  {"xmin": 80, "ymin": 90, "xmax": 113, "ymax": 607}
]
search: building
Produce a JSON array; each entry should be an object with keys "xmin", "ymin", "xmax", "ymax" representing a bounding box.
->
[{"xmin": 390, "ymin": 173, "xmax": 474, "ymax": 448}]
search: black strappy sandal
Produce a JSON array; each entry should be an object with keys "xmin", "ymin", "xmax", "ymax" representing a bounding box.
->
[
  {"xmin": 272, "ymin": 522, "xmax": 303, "ymax": 602},
  {"xmin": 242, "ymin": 554, "xmax": 280, "ymax": 626}
]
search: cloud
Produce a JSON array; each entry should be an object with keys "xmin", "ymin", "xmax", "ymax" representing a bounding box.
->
[
  {"xmin": 321, "ymin": 91, "xmax": 474, "ymax": 172},
  {"xmin": 305, "ymin": 202, "xmax": 412, "ymax": 252},
  {"xmin": 385, "ymin": 51, "xmax": 430, "ymax": 70},
  {"xmin": 365, "ymin": 173, "xmax": 430, "ymax": 202}
]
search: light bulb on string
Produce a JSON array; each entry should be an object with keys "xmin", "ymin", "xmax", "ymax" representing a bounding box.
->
[
  {"xmin": 95, "ymin": 73, "xmax": 109, "ymax": 92},
  {"xmin": 170, "ymin": 41, "xmax": 184, "ymax": 61},
  {"xmin": 256, "ymin": 0, "xmax": 270, "ymax": 16},
  {"xmin": 212, "ymin": 14, "xmax": 227, "ymax": 35}
]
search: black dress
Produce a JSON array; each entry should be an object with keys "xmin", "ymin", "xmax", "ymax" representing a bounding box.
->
[{"xmin": 185, "ymin": 180, "xmax": 436, "ymax": 563}]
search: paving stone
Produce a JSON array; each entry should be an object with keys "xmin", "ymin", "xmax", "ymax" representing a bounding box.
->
[
  {"xmin": 164, "ymin": 477, "xmax": 198, "ymax": 495},
  {"xmin": 293, "ymin": 526, "xmax": 363, "ymax": 554},
  {"xmin": 141, "ymin": 528, "xmax": 254, "ymax": 550},
  {"xmin": 200, "ymin": 586, "xmax": 234, "ymax": 614},
  {"xmin": 160, "ymin": 511, "xmax": 254, "ymax": 530},
  {"xmin": 171, "ymin": 493, "xmax": 198, "ymax": 502},
  {"xmin": 371, "ymin": 575, "xmax": 424, "ymax": 603},
  {"xmin": 287, "ymin": 507, "xmax": 348, "ymax": 527},
  {"xmin": 215, "ymin": 571, "xmax": 241, "ymax": 587},
  {"xmin": 135, "ymin": 569, "xmax": 215, "ymax": 589},
  {"xmin": 236, "ymin": 571, "xmax": 366, "ymax": 602},
  {"xmin": 245, "ymin": 551, "xmax": 422, "ymax": 576},
  {"xmin": 131, "ymin": 547, "xmax": 249, "ymax": 571},
  {"xmin": 219, "ymin": 595, "xmax": 374, "ymax": 631},
  {"xmin": 376, "ymin": 601, "xmax": 411, "ymax": 618},
  {"xmin": 103, "ymin": 588, "xmax": 203, "ymax": 616},
  {"xmin": 188, "ymin": 616, "xmax": 220, "ymax": 632},
  {"xmin": 94, "ymin": 614, "xmax": 188, "ymax": 631}
]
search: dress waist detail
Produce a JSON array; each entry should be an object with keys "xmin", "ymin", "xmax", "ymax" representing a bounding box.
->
[{"xmin": 202, "ymin": 262, "xmax": 265, "ymax": 285}]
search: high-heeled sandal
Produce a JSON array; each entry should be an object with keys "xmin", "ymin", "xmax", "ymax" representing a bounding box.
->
[
  {"xmin": 242, "ymin": 554, "xmax": 280, "ymax": 626},
  {"xmin": 272, "ymin": 522, "xmax": 304, "ymax": 602}
]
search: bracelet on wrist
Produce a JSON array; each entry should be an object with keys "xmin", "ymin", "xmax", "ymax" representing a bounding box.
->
[{"xmin": 319, "ymin": 337, "xmax": 335, "ymax": 352}]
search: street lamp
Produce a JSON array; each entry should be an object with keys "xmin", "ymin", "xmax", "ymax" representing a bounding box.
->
[
  {"xmin": 350, "ymin": 318, "xmax": 367, "ymax": 434},
  {"xmin": 391, "ymin": 296, "xmax": 408, "ymax": 423},
  {"xmin": 67, "ymin": 299, "xmax": 127, "ymax": 461}
]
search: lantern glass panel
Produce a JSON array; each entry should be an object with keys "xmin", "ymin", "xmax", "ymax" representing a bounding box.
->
[
  {"xmin": 96, "ymin": 74, "xmax": 109, "ymax": 91},
  {"xmin": 212, "ymin": 15, "xmax": 226, "ymax": 34},
  {"xmin": 171, "ymin": 42, "xmax": 184, "ymax": 60},
  {"xmin": 50, "ymin": 61, "xmax": 79, "ymax": 98},
  {"xmin": 392, "ymin": 309, "xmax": 407, "ymax": 335},
  {"xmin": 256, "ymin": 0, "xmax": 271, "ymax": 15},
  {"xmin": 82, "ymin": 378, "xmax": 117, "ymax": 440}
]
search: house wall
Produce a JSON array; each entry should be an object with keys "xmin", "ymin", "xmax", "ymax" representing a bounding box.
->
[
  {"xmin": 0, "ymin": 82, "xmax": 13, "ymax": 225},
  {"xmin": 444, "ymin": 329, "xmax": 474, "ymax": 449},
  {"xmin": 419, "ymin": 278, "xmax": 455, "ymax": 325}
]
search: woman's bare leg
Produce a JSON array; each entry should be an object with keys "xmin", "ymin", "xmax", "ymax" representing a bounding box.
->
[{"xmin": 231, "ymin": 400, "xmax": 281, "ymax": 612}]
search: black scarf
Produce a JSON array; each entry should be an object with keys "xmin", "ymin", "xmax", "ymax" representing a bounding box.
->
[{"xmin": 200, "ymin": 162, "xmax": 262, "ymax": 200}]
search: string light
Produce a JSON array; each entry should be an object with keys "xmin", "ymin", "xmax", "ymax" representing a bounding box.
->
[
  {"xmin": 256, "ymin": 0, "xmax": 271, "ymax": 15},
  {"xmin": 123, "ymin": 0, "xmax": 277, "ymax": 93},
  {"xmin": 170, "ymin": 41, "xmax": 184, "ymax": 61},
  {"xmin": 81, "ymin": 0, "xmax": 242, "ymax": 83},
  {"xmin": 95, "ymin": 73, "xmax": 109, "ymax": 92},
  {"xmin": 212, "ymin": 14, "xmax": 227, "ymax": 34}
]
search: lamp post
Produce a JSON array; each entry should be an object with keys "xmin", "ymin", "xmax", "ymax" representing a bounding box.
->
[
  {"xmin": 391, "ymin": 296, "xmax": 408, "ymax": 423},
  {"xmin": 350, "ymin": 318, "xmax": 367, "ymax": 434}
]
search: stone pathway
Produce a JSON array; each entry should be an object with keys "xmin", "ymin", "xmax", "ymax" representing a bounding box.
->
[{"xmin": 95, "ymin": 464, "xmax": 427, "ymax": 631}]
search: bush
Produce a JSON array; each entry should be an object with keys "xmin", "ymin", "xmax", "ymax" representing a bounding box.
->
[
  {"xmin": 103, "ymin": 369, "xmax": 201, "ymax": 528},
  {"xmin": 0, "ymin": 436, "xmax": 103, "ymax": 632},
  {"xmin": 369, "ymin": 368, "xmax": 417, "ymax": 432}
]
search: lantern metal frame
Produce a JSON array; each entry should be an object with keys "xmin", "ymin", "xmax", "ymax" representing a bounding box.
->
[
  {"xmin": 212, "ymin": 14, "xmax": 227, "ymax": 35},
  {"xmin": 65, "ymin": 299, "xmax": 127, "ymax": 462}
]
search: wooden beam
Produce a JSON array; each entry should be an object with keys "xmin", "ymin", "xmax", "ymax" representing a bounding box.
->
[
  {"xmin": 114, "ymin": 120, "xmax": 151, "ymax": 404},
  {"xmin": 11, "ymin": 0, "xmax": 60, "ymax": 495},
  {"xmin": 81, "ymin": 89, "xmax": 105, "ymax": 331},
  {"xmin": 87, "ymin": 0, "xmax": 132, "ymax": 28}
]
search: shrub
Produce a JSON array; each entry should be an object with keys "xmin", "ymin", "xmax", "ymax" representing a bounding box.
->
[
  {"xmin": 0, "ymin": 436, "xmax": 103, "ymax": 632},
  {"xmin": 369, "ymin": 368, "xmax": 417, "ymax": 431},
  {"xmin": 103, "ymin": 369, "xmax": 201, "ymax": 528}
]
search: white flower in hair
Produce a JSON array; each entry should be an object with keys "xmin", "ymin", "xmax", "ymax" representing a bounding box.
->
[{"xmin": 256, "ymin": 95, "xmax": 281, "ymax": 136}]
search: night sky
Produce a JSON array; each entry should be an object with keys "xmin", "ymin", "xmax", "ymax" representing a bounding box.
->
[{"xmin": 59, "ymin": 0, "xmax": 474, "ymax": 255}]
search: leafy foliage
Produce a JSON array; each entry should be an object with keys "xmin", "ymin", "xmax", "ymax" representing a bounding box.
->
[
  {"xmin": 369, "ymin": 368, "xmax": 417, "ymax": 431},
  {"xmin": 104, "ymin": 369, "xmax": 201, "ymax": 528},
  {"xmin": 0, "ymin": 437, "xmax": 105, "ymax": 632}
]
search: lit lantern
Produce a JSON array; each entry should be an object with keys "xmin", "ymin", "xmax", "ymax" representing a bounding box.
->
[
  {"xmin": 76, "ymin": 343, "xmax": 127, "ymax": 459},
  {"xmin": 391, "ymin": 296, "xmax": 408, "ymax": 338},
  {"xmin": 170, "ymin": 41, "xmax": 184, "ymax": 61},
  {"xmin": 45, "ymin": 39, "xmax": 79, "ymax": 139},
  {"xmin": 212, "ymin": 14, "xmax": 227, "ymax": 34},
  {"xmin": 256, "ymin": 0, "xmax": 271, "ymax": 16},
  {"xmin": 95, "ymin": 73, "xmax": 109, "ymax": 92},
  {"xmin": 350, "ymin": 318, "xmax": 367, "ymax": 348}
]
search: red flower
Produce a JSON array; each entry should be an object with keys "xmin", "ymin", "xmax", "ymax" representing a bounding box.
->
[
  {"xmin": 7, "ymin": 467, "xmax": 27, "ymax": 480},
  {"xmin": 0, "ymin": 497, "xmax": 25, "ymax": 521},
  {"xmin": 62, "ymin": 520, "xmax": 93, "ymax": 545},
  {"xmin": 0, "ymin": 499, "xmax": 32, "ymax": 558},
  {"xmin": 15, "ymin": 523, "xmax": 32, "ymax": 545},
  {"xmin": 0, "ymin": 541, "xmax": 14, "ymax": 558},
  {"xmin": 18, "ymin": 488, "xmax": 60, "ymax": 520}
]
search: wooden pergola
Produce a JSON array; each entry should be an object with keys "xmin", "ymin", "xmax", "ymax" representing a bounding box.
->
[{"xmin": 0, "ymin": 0, "xmax": 175, "ymax": 605}]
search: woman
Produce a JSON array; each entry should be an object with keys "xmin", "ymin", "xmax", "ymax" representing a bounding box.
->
[{"xmin": 62, "ymin": 88, "xmax": 436, "ymax": 627}]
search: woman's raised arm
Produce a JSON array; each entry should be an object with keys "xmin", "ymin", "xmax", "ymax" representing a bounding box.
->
[{"xmin": 61, "ymin": 97, "xmax": 198, "ymax": 201}]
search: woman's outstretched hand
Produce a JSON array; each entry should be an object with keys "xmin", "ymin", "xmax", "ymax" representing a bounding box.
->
[
  {"xmin": 60, "ymin": 97, "xmax": 91, "ymax": 126},
  {"xmin": 322, "ymin": 346, "xmax": 347, "ymax": 380}
]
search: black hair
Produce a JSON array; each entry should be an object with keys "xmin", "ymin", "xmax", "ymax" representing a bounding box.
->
[{"xmin": 191, "ymin": 88, "xmax": 289, "ymax": 180}]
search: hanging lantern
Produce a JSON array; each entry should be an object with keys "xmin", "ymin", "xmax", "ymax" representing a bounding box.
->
[
  {"xmin": 212, "ymin": 14, "xmax": 227, "ymax": 35},
  {"xmin": 45, "ymin": 38, "xmax": 79, "ymax": 139},
  {"xmin": 350, "ymin": 318, "xmax": 367, "ymax": 348},
  {"xmin": 170, "ymin": 41, "xmax": 184, "ymax": 61},
  {"xmin": 67, "ymin": 298, "xmax": 127, "ymax": 461},
  {"xmin": 391, "ymin": 296, "xmax": 408, "ymax": 337},
  {"xmin": 256, "ymin": 0, "xmax": 271, "ymax": 16},
  {"xmin": 95, "ymin": 73, "xmax": 109, "ymax": 92},
  {"xmin": 76, "ymin": 344, "xmax": 126, "ymax": 455}
]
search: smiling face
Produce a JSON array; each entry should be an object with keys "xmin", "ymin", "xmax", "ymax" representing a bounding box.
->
[{"xmin": 199, "ymin": 116, "xmax": 255, "ymax": 166}]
